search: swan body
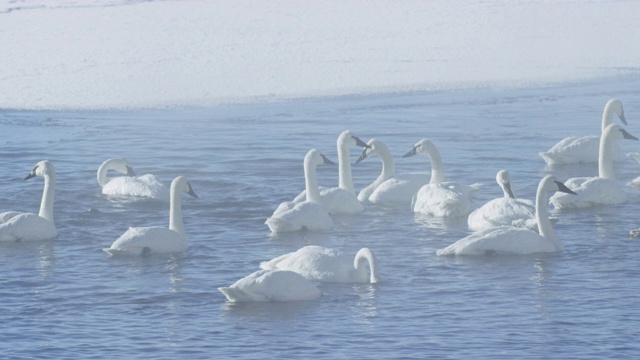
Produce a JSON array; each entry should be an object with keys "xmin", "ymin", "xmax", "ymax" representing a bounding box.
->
[
  {"xmin": 218, "ymin": 269, "xmax": 321, "ymax": 302},
  {"xmin": 103, "ymin": 176, "xmax": 198, "ymax": 256},
  {"xmin": 468, "ymin": 170, "xmax": 546, "ymax": 232},
  {"xmin": 550, "ymin": 124, "xmax": 638, "ymax": 209},
  {"xmin": 260, "ymin": 246, "xmax": 380, "ymax": 284},
  {"xmin": 540, "ymin": 99, "xmax": 627, "ymax": 164},
  {"xmin": 403, "ymin": 139, "xmax": 481, "ymax": 217},
  {"xmin": 437, "ymin": 176, "xmax": 575, "ymax": 256},
  {"xmin": 266, "ymin": 149, "xmax": 334, "ymax": 233},
  {"xmin": 0, "ymin": 161, "xmax": 57, "ymax": 242},
  {"xmin": 356, "ymin": 139, "xmax": 428, "ymax": 205},
  {"xmin": 98, "ymin": 158, "xmax": 169, "ymax": 200}
]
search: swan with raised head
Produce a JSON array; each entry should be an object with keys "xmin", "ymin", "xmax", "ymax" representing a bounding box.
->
[
  {"xmin": 437, "ymin": 176, "xmax": 576, "ymax": 256},
  {"xmin": 266, "ymin": 149, "xmax": 334, "ymax": 233},
  {"xmin": 218, "ymin": 269, "xmax": 321, "ymax": 302},
  {"xmin": 0, "ymin": 161, "xmax": 57, "ymax": 242},
  {"xmin": 103, "ymin": 176, "xmax": 198, "ymax": 256},
  {"xmin": 403, "ymin": 139, "xmax": 482, "ymax": 217},
  {"xmin": 260, "ymin": 246, "xmax": 380, "ymax": 284},
  {"xmin": 468, "ymin": 170, "xmax": 547, "ymax": 232},
  {"xmin": 550, "ymin": 124, "xmax": 638, "ymax": 209},
  {"xmin": 355, "ymin": 139, "xmax": 428, "ymax": 205},
  {"xmin": 539, "ymin": 99, "xmax": 627, "ymax": 164},
  {"xmin": 97, "ymin": 158, "xmax": 169, "ymax": 201}
]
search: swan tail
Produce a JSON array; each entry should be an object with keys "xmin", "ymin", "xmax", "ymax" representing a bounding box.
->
[
  {"xmin": 538, "ymin": 151, "xmax": 557, "ymax": 164},
  {"xmin": 218, "ymin": 287, "xmax": 264, "ymax": 302}
]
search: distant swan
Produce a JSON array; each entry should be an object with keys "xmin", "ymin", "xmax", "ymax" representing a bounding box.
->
[
  {"xmin": 103, "ymin": 176, "xmax": 198, "ymax": 256},
  {"xmin": 356, "ymin": 139, "xmax": 428, "ymax": 205},
  {"xmin": 403, "ymin": 139, "xmax": 482, "ymax": 217},
  {"xmin": 468, "ymin": 170, "xmax": 551, "ymax": 232},
  {"xmin": 218, "ymin": 269, "xmax": 321, "ymax": 302},
  {"xmin": 437, "ymin": 175, "xmax": 575, "ymax": 256},
  {"xmin": 266, "ymin": 149, "xmax": 334, "ymax": 233},
  {"xmin": 539, "ymin": 99, "xmax": 627, "ymax": 164},
  {"xmin": 0, "ymin": 160, "xmax": 57, "ymax": 242},
  {"xmin": 550, "ymin": 124, "xmax": 638, "ymax": 209},
  {"xmin": 260, "ymin": 246, "xmax": 380, "ymax": 284},
  {"xmin": 98, "ymin": 158, "xmax": 169, "ymax": 201}
]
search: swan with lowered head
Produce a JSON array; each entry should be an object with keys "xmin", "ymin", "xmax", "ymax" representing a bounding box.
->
[
  {"xmin": 260, "ymin": 246, "xmax": 380, "ymax": 284},
  {"xmin": 550, "ymin": 124, "xmax": 638, "ymax": 209},
  {"xmin": 218, "ymin": 269, "xmax": 321, "ymax": 302},
  {"xmin": 539, "ymin": 99, "xmax": 627, "ymax": 164},
  {"xmin": 103, "ymin": 176, "xmax": 198, "ymax": 256},
  {"xmin": 97, "ymin": 158, "xmax": 169, "ymax": 201},
  {"xmin": 266, "ymin": 149, "xmax": 334, "ymax": 233},
  {"xmin": 403, "ymin": 139, "xmax": 482, "ymax": 217},
  {"xmin": 438, "ymin": 175, "xmax": 576, "ymax": 256},
  {"xmin": 0, "ymin": 160, "xmax": 57, "ymax": 242},
  {"xmin": 468, "ymin": 170, "xmax": 552, "ymax": 232},
  {"xmin": 355, "ymin": 139, "xmax": 428, "ymax": 205}
]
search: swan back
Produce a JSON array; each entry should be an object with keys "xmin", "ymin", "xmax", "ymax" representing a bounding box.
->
[
  {"xmin": 97, "ymin": 158, "xmax": 135, "ymax": 187},
  {"xmin": 218, "ymin": 270, "xmax": 321, "ymax": 302}
]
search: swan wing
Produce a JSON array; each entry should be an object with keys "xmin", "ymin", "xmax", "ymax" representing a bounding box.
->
[
  {"xmin": 0, "ymin": 213, "xmax": 57, "ymax": 242},
  {"xmin": 540, "ymin": 135, "xmax": 624, "ymax": 164},
  {"xmin": 265, "ymin": 201, "xmax": 333, "ymax": 233},
  {"xmin": 260, "ymin": 246, "xmax": 359, "ymax": 283},
  {"xmin": 369, "ymin": 175, "xmax": 427, "ymax": 205},
  {"xmin": 412, "ymin": 183, "xmax": 470, "ymax": 217},
  {"xmin": 468, "ymin": 198, "xmax": 536, "ymax": 231},
  {"xmin": 102, "ymin": 175, "xmax": 169, "ymax": 200},
  {"xmin": 104, "ymin": 226, "xmax": 186, "ymax": 255},
  {"xmin": 219, "ymin": 270, "xmax": 321, "ymax": 302},
  {"xmin": 319, "ymin": 187, "xmax": 364, "ymax": 215},
  {"xmin": 437, "ymin": 226, "xmax": 556, "ymax": 256},
  {"xmin": 0, "ymin": 211, "xmax": 24, "ymax": 224},
  {"xmin": 550, "ymin": 177, "xmax": 627, "ymax": 209}
]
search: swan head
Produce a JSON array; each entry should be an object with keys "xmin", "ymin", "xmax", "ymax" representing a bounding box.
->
[
  {"xmin": 402, "ymin": 139, "xmax": 436, "ymax": 158},
  {"xmin": 338, "ymin": 130, "xmax": 370, "ymax": 149},
  {"xmin": 541, "ymin": 175, "xmax": 576, "ymax": 195},
  {"xmin": 354, "ymin": 247, "xmax": 380, "ymax": 284},
  {"xmin": 24, "ymin": 160, "xmax": 55, "ymax": 180},
  {"xmin": 603, "ymin": 123, "xmax": 638, "ymax": 143},
  {"xmin": 305, "ymin": 149, "xmax": 335, "ymax": 167},
  {"xmin": 171, "ymin": 176, "xmax": 199, "ymax": 198},
  {"xmin": 355, "ymin": 139, "xmax": 387, "ymax": 164},
  {"xmin": 605, "ymin": 99, "xmax": 626, "ymax": 125},
  {"xmin": 496, "ymin": 170, "xmax": 515, "ymax": 198}
]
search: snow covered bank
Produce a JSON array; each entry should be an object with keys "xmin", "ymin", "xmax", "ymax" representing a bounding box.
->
[{"xmin": 1, "ymin": 0, "xmax": 639, "ymax": 110}]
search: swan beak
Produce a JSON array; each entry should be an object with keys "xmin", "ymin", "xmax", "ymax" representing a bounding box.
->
[
  {"xmin": 554, "ymin": 180, "xmax": 577, "ymax": 195},
  {"xmin": 24, "ymin": 172, "xmax": 36, "ymax": 180},
  {"xmin": 621, "ymin": 128, "xmax": 638, "ymax": 140},
  {"xmin": 320, "ymin": 154, "xmax": 335, "ymax": 165},
  {"xmin": 619, "ymin": 111, "xmax": 627, "ymax": 125},
  {"xmin": 402, "ymin": 146, "xmax": 417, "ymax": 158},
  {"xmin": 505, "ymin": 182, "xmax": 515, "ymax": 199},
  {"xmin": 186, "ymin": 182, "xmax": 199, "ymax": 198},
  {"xmin": 355, "ymin": 148, "xmax": 369, "ymax": 164},
  {"xmin": 352, "ymin": 136, "xmax": 371, "ymax": 148},
  {"xmin": 126, "ymin": 166, "xmax": 136, "ymax": 177}
]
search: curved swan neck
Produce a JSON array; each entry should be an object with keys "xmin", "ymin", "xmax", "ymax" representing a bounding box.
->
[
  {"xmin": 305, "ymin": 154, "xmax": 322, "ymax": 204},
  {"xmin": 426, "ymin": 146, "xmax": 445, "ymax": 184},
  {"xmin": 39, "ymin": 172, "xmax": 56, "ymax": 222},
  {"xmin": 598, "ymin": 126, "xmax": 616, "ymax": 179},
  {"xmin": 97, "ymin": 161, "xmax": 111, "ymax": 187},
  {"xmin": 169, "ymin": 181, "xmax": 185, "ymax": 236},
  {"xmin": 371, "ymin": 143, "xmax": 395, "ymax": 188},
  {"xmin": 535, "ymin": 179, "xmax": 561, "ymax": 251},
  {"xmin": 601, "ymin": 99, "xmax": 619, "ymax": 132},
  {"xmin": 338, "ymin": 137, "xmax": 355, "ymax": 193},
  {"xmin": 354, "ymin": 248, "xmax": 380, "ymax": 283}
]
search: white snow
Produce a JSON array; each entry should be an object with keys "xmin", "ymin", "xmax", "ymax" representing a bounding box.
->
[{"xmin": 1, "ymin": 0, "xmax": 639, "ymax": 110}]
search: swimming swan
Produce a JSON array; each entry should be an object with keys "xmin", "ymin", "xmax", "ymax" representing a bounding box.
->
[
  {"xmin": 260, "ymin": 246, "xmax": 380, "ymax": 284},
  {"xmin": 0, "ymin": 160, "xmax": 57, "ymax": 242},
  {"xmin": 437, "ymin": 175, "xmax": 576, "ymax": 256},
  {"xmin": 103, "ymin": 176, "xmax": 198, "ymax": 256},
  {"xmin": 266, "ymin": 149, "xmax": 334, "ymax": 233},
  {"xmin": 468, "ymin": 170, "xmax": 548, "ymax": 232},
  {"xmin": 403, "ymin": 139, "xmax": 482, "ymax": 217},
  {"xmin": 97, "ymin": 158, "xmax": 169, "ymax": 201},
  {"xmin": 355, "ymin": 139, "xmax": 428, "ymax": 205},
  {"xmin": 539, "ymin": 99, "xmax": 627, "ymax": 164},
  {"xmin": 218, "ymin": 269, "xmax": 322, "ymax": 302},
  {"xmin": 550, "ymin": 124, "xmax": 638, "ymax": 209}
]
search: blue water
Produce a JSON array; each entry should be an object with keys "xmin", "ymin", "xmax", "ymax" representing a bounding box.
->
[{"xmin": 2, "ymin": 76, "xmax": 640, "ymax": 359}]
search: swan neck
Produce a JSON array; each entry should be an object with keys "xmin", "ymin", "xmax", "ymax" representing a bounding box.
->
[
  {"xmin": 601, "ymin": 101, "xmax": 615, "ymax": 132},
  {"xmin": 598, "ymin": 129, "xmax": 616, "ymax": 179},
  {"xmin": 39, "ymin": 172, "xmax": 55, "ymax": 222},
  {"xmin": 427, "ymin": 147, "xmax": 445, "ymax": 184},
  {"xmin": 338, "ymin": 141, "xmax": 355, "ymax": 193},
  {"xmin": 305, "ymin": 157, "xmax": 322, "ymax": 203},
  {"xmin": 97, "ymin": 162, "xmax": 109, "ymax": 187},
  {"xmin": 169, "ymin": 183, "xmax": 185, "ymax": 236},
  {"xmin": 354, "ymin": 249, "xmax": 380, "ymax": 283},
  {"xmin": 535, "ymin": 183, "xmax": 560, "ymax": 250}
]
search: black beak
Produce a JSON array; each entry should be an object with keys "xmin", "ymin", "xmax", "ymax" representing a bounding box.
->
[
  {"xmin": 505, "ymin": 182, "xmax": 515, "ymax": 199},
  {"xmin": 24, "ymin": 173, "xmax": 36, "ymax": 180},
  {"xmin": 187, "ymin": 182, "xmax": 199, "ymax": 198},
  {"xmin": 554, "ymin": 180, "xmax": 577, "ymax": 195},
  {"xmin": 352, "ymin": 136, "xmax": 371, "ymax": 148},
  {"xmin": 402, "ymin": 146, "xmax": 417, "ymax": 158},
  {"xmin": 126, "ymin": 166, "xmax": 136, "ymax": 177},
  {"xmin": 621, "ymin": 128, "xmax": 638, "ymax": 140},
  {"xmin": 355, "ymin": 147, "xmax": 369, "ymax": 164},
  {"xmin": 321, "ymin": 154, "xmax": 336, "ymax": 165}
]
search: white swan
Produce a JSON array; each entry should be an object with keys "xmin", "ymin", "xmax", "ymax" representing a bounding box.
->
[
  {"xmin": 260, "ymin": 246, "xmax": 380, "ymax": 284},
  {"xmin": 437, "ymin": 175, "xmax": 576, "ymax": 256},
  {"xmin": 266, "ymin": 149, "xmax": 334, "ymax": 233},
  {"xmin": 468, "ymin": 170, "xmax": 545, "ymax": 232},
  {"xmin": 355, "ymin": 139, "xmax": 428, "ymax": 205},
  {"xmin": 98, "ymin": 158, "xmax": 169, "ymax": 201},
  {"xmin": 103, "ymin": 176, "xmax": 198, "ymax": 256},
  {"xmin": 539, "ymin": 99, "xmax": 627, "ymax": 164},
  {"xmin": 550, "ymin": 124, "xmax": 638, "ymax": 209},
  {"xmin": 403, "ymin": 139, "xmax": 482, "ymax": 217},
  {"xmin": 0, "ymin": 160, "xmax": 57, "ymax": 242},
  {"xmin": 218, "ymin": 269, "xmax": 321, "ymax": 302}
]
